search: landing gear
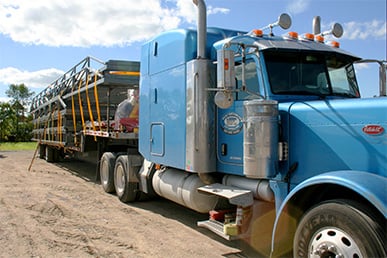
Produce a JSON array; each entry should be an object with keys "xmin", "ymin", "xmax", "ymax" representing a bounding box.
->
[{"xmin": 293, "ymin": 199, "xmax": 386, "ymax": 258}]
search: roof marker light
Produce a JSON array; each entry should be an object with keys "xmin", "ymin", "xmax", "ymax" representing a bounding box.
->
[
  {"xmin": 252, "ymin": 29, "xmax": 263, "ymax": 37},
  {"xmin": 288, "ymin": 31, "xmax": 299, "ymax": 39},
  {"xmin": 304, "ymin": 33, "xmax": 314, "ymax": 41},
  {"xmin": 330, "ymin": 41, "xmax": 340, "ymax": 48},
  {"xmin": 315, "ymin": 35, "xmax": 324, "ymax": 43}
]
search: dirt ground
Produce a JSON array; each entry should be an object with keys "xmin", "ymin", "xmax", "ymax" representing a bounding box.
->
[{"xmin": 0, "ymin": 150, "xmax": 260, "ymax": 258}]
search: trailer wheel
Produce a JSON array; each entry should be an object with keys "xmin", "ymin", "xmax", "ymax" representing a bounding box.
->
[
  {"xmin": 39, "ymin": 144, "xmax": 46, "ymax": 159},
  {"xmin": 114, "ymin": 155, "xmax": 139, "ymax": 203},
  {"xmin": 45, "ymin": 146, "xmax": 59, "ymax": 162},
  {"xmin": 293, "ymin": 199, "xmax": 386, "ymax": 258},
  {"xmin": 100, "ymin": 152, "xmax": 116, "ymax": 193}
]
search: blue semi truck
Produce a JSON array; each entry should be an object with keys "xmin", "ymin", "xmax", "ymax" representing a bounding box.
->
[{"xmin": 31, "ymin": 0, "xmax": 386, "ymax": 256}]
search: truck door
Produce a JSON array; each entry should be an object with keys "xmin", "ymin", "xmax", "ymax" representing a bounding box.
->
[{"xmin": 217, "ymin": 57, "xmax": 261, "ymax": 175}]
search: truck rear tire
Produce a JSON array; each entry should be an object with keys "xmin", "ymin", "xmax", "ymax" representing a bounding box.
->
[
  {"xmin": 293, "ymin": 199, "xmax": 386, "ymax": 258},
  {"xmin": 114, "ymin": 155, "xmax": 139, "ymax": 203},
  {"xmin": 100, "ymin": 152, "xmax": 116, "ymax": 193}
]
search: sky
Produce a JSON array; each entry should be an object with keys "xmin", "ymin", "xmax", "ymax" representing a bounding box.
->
[{"xmin": 0, "ymin": 0, "xmax": 386, "ymax": 103}]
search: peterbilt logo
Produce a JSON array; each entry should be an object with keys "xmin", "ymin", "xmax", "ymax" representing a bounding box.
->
[
  {"xmin": 221, "ymin": 112, "xmax": 243, "ymax": 135},
  {"xmin": 362, "ymin": 125, "xmax": 384, "ymax": 135}
]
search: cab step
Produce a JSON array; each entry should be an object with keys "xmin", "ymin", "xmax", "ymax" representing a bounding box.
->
[{"xmin": 197, "ymin": 219, "xmax": 240, "ymax": 241}]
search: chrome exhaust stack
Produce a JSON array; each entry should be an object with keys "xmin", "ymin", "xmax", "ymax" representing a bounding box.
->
[
  {"xmin": 193, "ymin": 0, "xmax": 207, "ymax": 59},
  {"xmin": 313, "ymin": 16, "xmax": 321, "ymax": 35},
  {"xmin": 186, "ymin": 0, "xmax": 216, "ymax": 174}
]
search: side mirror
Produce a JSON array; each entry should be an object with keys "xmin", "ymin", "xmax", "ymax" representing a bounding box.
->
[
  {"xmin": 331, "ymin": 23, "xmax": 343, "ymax": 38},
  {"xmin": 277, "ymin": 13, "xmax": 292, "ymax": 30},
  {"xmin": 214, "ymin": 91, "xmax": 234, "ymax": 109},
  {"xmin": 321, "ymin": 22, "xmax": 344, "ymax": 38},
  {"xmin": 217, "ymin": 49, "xmax": 236, "ymax": 90},
  {"xmin": 216, "ymin": 49, "xmax": 236, "ymax": 109}
]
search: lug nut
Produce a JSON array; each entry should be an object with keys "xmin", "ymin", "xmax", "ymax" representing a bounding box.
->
[{"xmin": 328, "ymin": 245, "xmax": 337, "ymax": 253}]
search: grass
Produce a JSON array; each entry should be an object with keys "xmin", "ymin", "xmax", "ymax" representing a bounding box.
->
[{"xmin": 0, "ymin": 142, "xmax": 37, "ymax": 151}]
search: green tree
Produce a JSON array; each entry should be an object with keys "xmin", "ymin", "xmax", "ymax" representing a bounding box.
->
[
  {"xmin": 0, "ymin": 102, "xmax": 16, "ymax": 141},
  {"xmin": 5, "ymin": 84, "xmax": 35, "ymax": 141}
]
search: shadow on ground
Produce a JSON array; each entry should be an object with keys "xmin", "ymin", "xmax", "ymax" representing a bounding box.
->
[{"xmin": 45, "ymin": 156, "xmax": 265, "ymax": 258}]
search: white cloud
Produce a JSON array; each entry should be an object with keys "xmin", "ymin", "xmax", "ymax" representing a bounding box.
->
[
  {"xmin": 208, "ymin": 6, "xmax": 230, "ymax": 16},
  {"xmin": 0, "ymin": 96, "xmax": 11, "ymax": 103},
  {"xmin": 0, "ymin": 0, "xmax": 229, "ymax": 47},
  {"xmin": 0, "ymin": 67, "xmax": 64, "ymax": 91},
  {"xmin": 286, "ymin": 0, "xmax": 310, "ymax": 15},
  {"xmin": 0, "ymin": 0, "xmax": 179, "ymax": 47},
  {"xmin": 175, "ymin": 0, "xmax": 197, "ymax": 24},
  {"xmin": 354, "ymin": 62, "xmax": 369, "ymax": 70},
  {"xmin": 341, "ymin": 20, "xmax": 386, "ymax": 40}
]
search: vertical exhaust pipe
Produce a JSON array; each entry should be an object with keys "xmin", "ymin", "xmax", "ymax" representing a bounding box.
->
[
  {"xmin": 193, "ymin": 0, "xmax": 207, "ymax": 59},
  {"xmin": 313, "ymin": 16, "xmax": 321, "ymax": 35},
  {"xmin": 185, "ymin": 0, "xmax": 215, "ymax": 176}
]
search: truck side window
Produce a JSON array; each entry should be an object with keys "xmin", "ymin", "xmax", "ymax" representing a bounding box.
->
[{"xmin": 328, "ymin": 64, "xmax": 360, "ymax": 97}]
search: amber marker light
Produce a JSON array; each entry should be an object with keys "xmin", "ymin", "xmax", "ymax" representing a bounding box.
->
[
  {"xmin": 224, "ymin": 58, "xmax": 229, "ymax": 70},
  {"xmin": 252, "ymin": 29, "xmax": 263, "ymax": 37},
  {"xmin": 315, "ymin": 35, "xmax": 325, "ymax": 43},
  {"xmin": 304, "ymin": 33, "xmax": 315, "ymax": 41},
  {"xmin": 330, "ymin": 41, "xmax": 340, "ymax": 48},
  {"xmin": 288, "ymin": 31, "xmax": 299, "ymax": 39}
]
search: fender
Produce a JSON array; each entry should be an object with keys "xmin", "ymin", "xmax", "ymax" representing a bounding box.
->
[{"xmin": 270, "ymin": 170, "xmax": 387, "ymax": 256}]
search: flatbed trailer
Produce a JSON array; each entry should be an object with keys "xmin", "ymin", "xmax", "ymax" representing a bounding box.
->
[{"xmin": 31, "ymin": 56, "xmax": 140, "ymax": 162}]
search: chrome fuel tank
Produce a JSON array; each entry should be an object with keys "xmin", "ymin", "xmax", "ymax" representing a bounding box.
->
[{"xmin": 243, "ymin": 100, "xmax": 279, "ymax": 178}]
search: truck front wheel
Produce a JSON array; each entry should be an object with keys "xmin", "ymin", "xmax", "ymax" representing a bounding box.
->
[
  {"xmin": 114, "ymin": 155, "xmax": 139, "ymax": 203},
  {"xmin": 293, "ymin": 199, "xmax": 386, "ymax": 258},
  {"xmin": 100, "ymin": 152, "xmax": 116, "ymax": 193}
]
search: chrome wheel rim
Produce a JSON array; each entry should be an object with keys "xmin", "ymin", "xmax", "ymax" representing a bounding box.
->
[{"xmin": 309, "ymin": 227, "xmax": 363, "ymax": 258}]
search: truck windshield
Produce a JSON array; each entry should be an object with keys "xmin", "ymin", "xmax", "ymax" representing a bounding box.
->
[{"xmin": 264, "ymin": 50, "xmax": 360, "ymax": 98}]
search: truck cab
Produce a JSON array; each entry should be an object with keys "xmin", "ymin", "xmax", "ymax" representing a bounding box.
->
[
  {"xmin": 138, "ymin": 2, "xmax": 386, "ymax": 255},
  {"xmin": 214, "ymin": 33, "xmax": 362, "ymax": 175}
]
